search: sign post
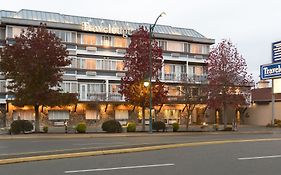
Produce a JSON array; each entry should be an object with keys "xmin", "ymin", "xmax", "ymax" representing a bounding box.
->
[{"xmin": 260, "ymin": 41, "xmax": 281, "ymax": 125}]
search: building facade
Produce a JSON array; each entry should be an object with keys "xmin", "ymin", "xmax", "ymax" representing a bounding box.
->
[
  {"xmin": 0, "ymin": 9, "xmax": 215, "ymax": 127},
  {"xmin": 244, "ymin": 81, "xmax": 281, "ymax": 125}
]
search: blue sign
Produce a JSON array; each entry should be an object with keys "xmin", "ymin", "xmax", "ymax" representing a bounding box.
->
[
  {"xmin": 260, "ymin": 62, "xmax": 281, "ymax": 80},
  {"xmin": 272, "ymin": 41, "xmax": 281, "ymax": 63}
]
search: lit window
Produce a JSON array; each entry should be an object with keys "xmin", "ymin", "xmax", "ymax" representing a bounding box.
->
[{"xmin": 101, "ymin": 35, "xmax": 112, "ymax": 47}]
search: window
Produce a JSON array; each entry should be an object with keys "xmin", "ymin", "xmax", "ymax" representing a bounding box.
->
[
  {"xmin": 101, "ymin": 35, "xmax": 112, "ymax": 47},
  {"xmin": 190, "ymin": 44, "xmax": 209, "ymax": 54},
  {"xmin": 158, "ymin": 40, "xmax": 167, "ymax": 50},
  {"xmin": 48, "ymin": 110, "xmax": 69, "ymax": 120},
  {"xmin": 114, "ymin": 36, "xmax": 127, "ymax": 47},
  {"xmin": 86, "ymin": 59, "xmax": 96, "ymax": 70},
  {"xmin": 13, "ymin": 110, "xmax": 34, "ymax": 120},
  {"xmin": 0, "ymin": 28, "xmax": 5, "ymax": 39},
  {"xmin": 191, "ymin": 88, "xmax": 199, "ymax": 96},
  {"xmin": 115, "ymin": 110, "xmax": 128, "ymax": 120},
  {"xmin": 164, "ymin": 64, "xmax": 175, "ymax": 74},
  {"xmin": 77, "ymin": 58, "xmax": 86, "ymax": 69},
  {"xmin": 109, "ymin": 84, "xmax": 120, "ymax": 93},
  {"xmin": 0, "ymin": 80, "xmax": 6, "ymax": 93},
  {"xmin": 183, "ymin": 43, "xmax": 190, "ymax": 53},
  {"xmin": 116, "ymin": 61, "xmax": 124, "ymax": 71},
  {"xmin": 50, "ymin": 30, "xmax": 73, "ymax": 42},
  {"xmin": 87, "ymin": 84, "xmax": 105, "ymax": 93},
  {"xmin": 81, "ymin": 33, "xmax": 96, "ymax": 45},
  {"xmin": 7, "ymin": 26, "xmax": 13, "ymax": 38},
  {"xmin": 61, "ymin": 82, "xmax": 78, "ymax": 93},
  {"xmin": 85, "ymin": 110, "xmax": 99, "ymax": 120},
  {"xmin": 96, "ymin": 58, "xmax": 122, "ymax": 70},
  {"xmin": 188, "ymin": 66, "xmax": 196, "ymax": 75}
]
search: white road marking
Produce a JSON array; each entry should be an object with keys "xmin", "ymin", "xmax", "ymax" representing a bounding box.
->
[
  {"xmin": 238, "ymin": 155, "xmax": 281, "ymax": 160},
  {"xmin": 64, "ymin": 163, "xmax": 175, "ymax": 173},
  {"xmin": 72, "ymin": 142, "xmax": 124, "ymax": 146}
]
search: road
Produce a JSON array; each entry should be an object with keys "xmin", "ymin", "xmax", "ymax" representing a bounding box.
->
[
  {"xmin": 1, "ymin": 133, "xmax": 281, "ymax": 175},
  {"xmin": 0, "ymin": 132, "xmax": 279, "ymax": 159}
]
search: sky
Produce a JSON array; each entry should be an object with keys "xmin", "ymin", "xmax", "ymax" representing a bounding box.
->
[{"xmin": 1, "ymin": 0, "xmax": 281, "ymax": 83}]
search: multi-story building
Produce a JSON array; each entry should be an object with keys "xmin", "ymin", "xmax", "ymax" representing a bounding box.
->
[{"xmin": 0, "ymin": 9, "xmax": 214, "ymax": 127}]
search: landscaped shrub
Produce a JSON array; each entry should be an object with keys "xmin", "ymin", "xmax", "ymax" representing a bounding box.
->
[
  {"xmin": 222, "ymin": 126, "xmax": 233, "ymax": 131},
  {"xmin": 102, "ymin": 120, "xmax": 122, "ymax": 133},
  {"xmin": 76, "ymin": 123, "xmax": 87, "ymax": 133},
  {"xmin": 172, "ymin": 123, "xmax": 179, "ymax": 132},
  {"xmin": 43, "ymin": 126, "xmax": 48, "ymax": 133},
  {"xmin": 10, "ymin": 120, "xmax": 34, "ymax": 134},
  {"xmin": 127, "ymin": 122, "xmax": 136, "ymax": 132},
  {"xmin": 152, "ymin": 121, "xmax": 166, "ymax": 132}
]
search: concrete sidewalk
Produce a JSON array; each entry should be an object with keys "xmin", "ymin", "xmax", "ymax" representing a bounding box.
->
[{"xmin": 0, "ymin": 125, "xmax": 280, "ymax": 139}]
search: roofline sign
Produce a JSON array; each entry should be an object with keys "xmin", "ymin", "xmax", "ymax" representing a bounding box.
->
[{"xmin": 260, "ymin": 62, "xmax": 281, "ymax": 80}]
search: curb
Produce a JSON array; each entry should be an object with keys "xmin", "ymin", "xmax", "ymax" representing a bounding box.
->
[
  {"xmin": 0, "ymin": 130, "xmax": 276, "ymax": 140},
  {"xmin": 1, "ymin": 137, "xmax": 281, "ymax": 165}
]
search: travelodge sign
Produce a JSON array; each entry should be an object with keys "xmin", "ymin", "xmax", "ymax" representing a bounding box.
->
[
  {"xmin": 272, "ymin": 41, "xmax": 281, "ymax": 63},
  {"xmin": 260, "ymin": 62, "xmax": 281, "ymax": 80}
]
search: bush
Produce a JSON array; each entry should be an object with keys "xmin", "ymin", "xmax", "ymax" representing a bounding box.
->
[
  {"xmin": 127, "ymin": 122, "xmax": 136, "ymax": 132},
  {"xmin": 152, "ymin": 121, "xmax": 166, "ymax": 132},
  {"xmin": 274, "ymin": 119, "xmax": 281, "ymax": 125},
  {"xmin": 43, "ymin": 126, "xmax": 48, "ymax": 133},
  {"xmin": 102, "ymin": 120, "xmax": 122, "ymax": 133},
  {"xmin": 10, "ymin": 120, "xmax": 34, "ymax": 134},
  {"xmin": 76, "ymin": 123, "xmax": 87, "ymax": 133},
  {"xmin": 172, "ymin": 123, "xmax": 179, "ymax": 132},
  {"xmin": 222, "ymin": 127, "xmax": 233, "ymax": 131}
]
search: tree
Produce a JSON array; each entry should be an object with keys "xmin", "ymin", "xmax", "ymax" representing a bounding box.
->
[
  {"xmin": 0, "ymin": 24, "xmax": 77, "ymax": 132},
  {"xmin": 119, "ymin": 26, "xmax": 167, "ymax": 131},
  {"xmin": 180, "ymin": 82, "xmax": 207, "ymax": 130},
  {"xmin": 207, "ymin": 39, "xmax": 253, "ymax": 129}
]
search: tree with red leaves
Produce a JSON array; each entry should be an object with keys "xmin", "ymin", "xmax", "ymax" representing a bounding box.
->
[
  {"xmin": 207, "ymin": 39, "xmax": 253, "ymax": 129},
  {"xmin": 119, "ymin": 26, "xmax": 167, "ymax": 131},
  {"xmin": 0, "ymin": 24, "xmax": 77, "ymax": 132}
]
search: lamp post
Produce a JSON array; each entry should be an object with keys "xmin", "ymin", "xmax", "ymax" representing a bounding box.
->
[{"xmin": 148, "ymin": 12, "xmax": 166, "ymax": 133}]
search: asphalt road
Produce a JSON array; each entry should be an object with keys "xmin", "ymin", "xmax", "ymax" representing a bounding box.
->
[
  {"xmin": 1, "ymin": 135, "xmax": 281, "ymax": 175},
  {"xmin": 0, "ymin": 132, "xmax": 280, "ymax": 159}
]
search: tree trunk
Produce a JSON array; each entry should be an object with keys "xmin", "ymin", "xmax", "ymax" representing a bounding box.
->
[
  {"xmin": 223, "ymin": 102, "xmax": 227, "ymax": 129},
  {"xmin": 186, "ymin": 110, "xmax": 191, "ymax": 131},
  {"xmin": 34, "ymin": 104, "xmax": 40, "ymax": 133},
  {"xmin": 1, "ymin": 109, "xmax": 6, "ymax": 128},
  {"xmin": 142, "ymin": 105, "xmax": 145, "ymax": 132}
]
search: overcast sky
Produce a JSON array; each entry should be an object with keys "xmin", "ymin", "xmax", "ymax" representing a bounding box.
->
[{"xmin": 1, "ymin": 0, "xmax": 281, "ymax": 83}]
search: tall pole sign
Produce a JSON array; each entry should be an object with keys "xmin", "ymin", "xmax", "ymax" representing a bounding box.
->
[{"xmin": 272, "ymin": 41, "xmax": 281, "ymax": 63}]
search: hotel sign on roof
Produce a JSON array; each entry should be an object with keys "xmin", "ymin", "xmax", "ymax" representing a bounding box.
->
[{"xmin": 81, "ymin": 22, "xmax": 134, "ymax": 37}]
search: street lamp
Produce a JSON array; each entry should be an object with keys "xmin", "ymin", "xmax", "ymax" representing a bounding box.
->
[{"xmin": 148, "ymin": 12, "xmax": 166, "ymax": 133}]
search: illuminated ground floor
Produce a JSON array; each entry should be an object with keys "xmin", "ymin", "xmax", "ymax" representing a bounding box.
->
[{"xmin": 0, "ymin": 101, "xmax": 246, "ymax": 130}]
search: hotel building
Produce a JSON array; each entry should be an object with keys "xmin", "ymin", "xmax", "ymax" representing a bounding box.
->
[{"xmin": 0, "ymin": 9, "xmax": 215, "ymax": 127}]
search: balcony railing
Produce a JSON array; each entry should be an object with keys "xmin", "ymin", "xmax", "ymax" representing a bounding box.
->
[
  {"xmin": 80, "ymin": 92, "xmax": 124, "ymax": 102},
  {"xmin": 180, "ymin": 74, "xmax": 208, "ymax": 84},
  {"xmin": 161, "ymin": 73, "xmax": 207, "ymax": 83},
  {"xmin": 87, "ymin": 92, "xmax": 106, "ymax": 101},
  {"xmin": 108, "ymin": 93, "xmax": 123, "ymax": 101}
]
